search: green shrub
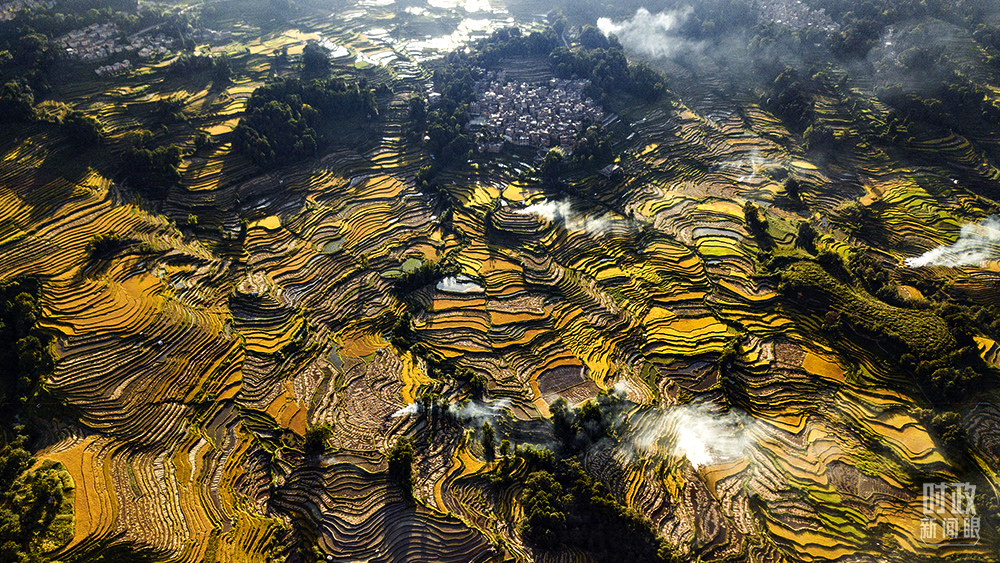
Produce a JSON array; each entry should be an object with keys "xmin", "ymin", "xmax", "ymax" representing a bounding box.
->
[
  {"xmin": 303, "ymin": 424, "xmax": 333, "ymax": 455},
  {"xmin": 86, "ymin": 233, "xmax": 124, "ymax": 259},
  {"xmin": 388, "ymin": 437, "xmax": 414, "ymax": 501}
]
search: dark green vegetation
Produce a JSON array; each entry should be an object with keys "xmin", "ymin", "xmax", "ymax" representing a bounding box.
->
[
  {"xmin": 550, "ymin": 392, "xmax": 624, "ymax": 454},
  {"xmin": 0, "ymin": 278, "xmax": 52, "ymax": 414},
  {"xmin": 387, "ymin": 437, "xmax": 415, "ymax": 501},
  {"xmin": 0, "ymin": 278, "xmax": 73, "ymax": 563},
  {"xmin": 234, "ymin": 78, "xmax": 378, "ymax": 168},
  {"xmin": 549, "ymin": 40, "xmax": 666, "ymax": 105},
  {"xmin": 778, "ymin": 260, "xmax": 955, "ymax": 356},
  {"xmin": 0, "ymin": 81, "xmax": 37, "ymax": 123},
  {"xmin": 168, "ymin": 53, "xmax": 234, "ymax": 86},
  {"xmin": 121, "ymin": 144, "xmax": 184, "ymax": 192},
  {"xmin": 496, "ymin": 445, "xmax": 676, "ymax": 563},
  {"xmin": 303, "ymin": 424, "xmax": 333, "ymax": 455},
  {"xmin": 770, "ymin": 252, "xmax": 1000, "ymax": 459},
  {"xmin": 85, "ymin": 233, "xmax": 126, "ymax": 260},
  {"xmin": 476, "ymin": 393, "xmax": 681, "ymax": 562},
  {"xmin": 61, "ymin": 110, "xmax": 104, "ymax": 146},
  {"xmin": 301, "ymin": 42, "xmax": 329, "ymax": 75}
]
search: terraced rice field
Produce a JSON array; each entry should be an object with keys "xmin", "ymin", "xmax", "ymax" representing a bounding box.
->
[{"xmin": 4, "ymin": 5, "xmax": 1000, "ymax": 563}]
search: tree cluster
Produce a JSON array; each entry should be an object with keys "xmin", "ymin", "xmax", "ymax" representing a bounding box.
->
[
  {"xmin": 303, "ymin": 424, "xmax": 333, "ymax": 455},
  {"xmin": 0, "ymin": 1, "xmax": 161, "ymax": 45},
  {"xmin": 168, "ymin": 53, "xmax": 233, "ymax": 84},
  {"xmin": 61, "ymin": 110, "xmax": 104, "ymax": 146},
  {"xmin": 569, "ymin": 124, "xmax": 614, "ymax": 172},
  {"xmin": 0, "ymin": 448, "xmax": 72, "ymax": 563},
  {"xmin": 0, "ymin": 278, "xmax": 69, "ymax": 563},
  {"xmin": 301, "ymin": 42, "xmax": 329, "ymax": 75},
  {"xmin": 390, "ymin": 260, "xmax": 460, "ymax": 307},
  {"xmin": 120, "ymin": 143, "xmax": 183, "ymax": 193},
  {"xmin": 387, "ymin": 437, "xmax": 414, "ymax": 501},
  {"xmin": 233, "ymin": 78, "xmax": 377, "ymax": 169},
  {"xmin": 516, "ymin": 456, "xmax": 676, "ymax": 563},
  {"xmin": 0, "ymin": 80, "xmax": 36, "ymax": 123},
  {"xmin": 85, "ymin": 233, "xmax": 125, "ymax": 260},
  {"xmin": 549, "ymin": 41, "xmax": 665, "ymax": 105},
  {"xmin": 471, "ymin": 26, "xmax": 559, "ymax": 68},
  {"xmin": 0, "ymin": 278, "xmax": 52, "ymax": 413},
  {"xmin": 417, "ymin": 64, "xmax": 477, "ymax": 169},
  {"xmin": 549, "ymin": 391, "xmax": 625, "ymax": 455}
]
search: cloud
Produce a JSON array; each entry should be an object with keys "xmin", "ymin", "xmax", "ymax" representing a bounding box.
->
[
  {"xmin": 597, "ymin": 8, "xmax": 705, "ymax": 60},
  {"xmin": 517, "ymin": 199, "xmax": 624, "ymax": 236},
  {"xmin": 437, "ymin": 276, "xmax": 484, "ymax": 293},
  {"xmin": 625, "ymin": 403, "xmax": 754, "ymax": 468},
  {"xmin": 391, "ymin": 403, "xmax": 421, "ymax": 418},
  {"xmin": 905, "ymin": 216, "xmax": 1000, "ymax": 268},
  {"xmin": 718, "ymin": 148, "xmax": 783, "ymax": 183},
  {"xmin": 449, "ymin": 398, "xmax": 511, "ymax": 427}
]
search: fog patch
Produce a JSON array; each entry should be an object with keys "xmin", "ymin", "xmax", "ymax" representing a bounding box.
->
[
  {"xmin": 391, "ymin": 403, "xmax": 422, "ymax": 418},
  {"xmin": 437, "ymin": 275, "xmax": 484, "ymax": 293},
  {"xmin": 625, "ymin": 403, "xmax": 755, "ymax": 468},
  {"xmin": 597, "ymin": 7, "xmax": 705, "ymax": 60},
  {"xmin": 449, "ymin": 398, "xmax": 511, "ymax": 427},
  {"xmin": 517, "ymin": 199, "xmax": 628, "ymax": 236},
  {"xmin": 718, "ymin": 149, "xmax": 783, "ymax": 183},
  {"xmin": 905, "ymin": 216, "xmax": 1000, "ymax": 268}
]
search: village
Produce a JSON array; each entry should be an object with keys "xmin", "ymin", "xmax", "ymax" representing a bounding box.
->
[
  {"xmin": 463, "ymin": 71, "xmax": 605, "ymax": 155},
  {"xmin": 55, "ymin": 23, "xmax": 176, "ymax": 69},
  {"xmin": 757, "ymin": 0, "xmax": 839, "ymax": 31}
]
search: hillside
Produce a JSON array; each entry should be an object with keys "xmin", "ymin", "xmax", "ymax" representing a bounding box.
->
[{"xmin": 1, "ymin": 1, "xmax": 1000, "ymax": 562}]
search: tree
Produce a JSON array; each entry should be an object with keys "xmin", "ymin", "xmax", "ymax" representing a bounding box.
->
[
  {"xmin": 62, "ymin": 110, "xmax": 103, "ymax": 146},
  {"xmin": 836, "ymin": 201, "xmax": 881, "ymax": 239},
  {"xmin": 541, "ymin": 147, "xmax": 565, "ymax": 185},
  {"xmin": 233, "ymin": 78, "xmax": 377, "ymax": 169},
  {"xmin": 194, "ymin": 130, "xmax": 210, "ymax": 151},
  {"xmin": 0, "ymin": 278, "xmax": 52, "ymax": 412},
  {"xmin": 797, "ymin": 221, "xmax": 818, "ymax": 253},
  {"xmin": 213, "ymin": 55, "xmax": 232, "ymax": 84},
  {"xmin": 514, "ymin": 458, "xmax": 677, "ymax": 563},
  {"xmin": 482, "ymin": 422, "xmax": 495, "ymax": 463},
  {"xmin": 303, "ymin": 424, "xmax": 333, "ymax": 454},
  {"xmin": 302, "ymin": 42, "xmax": 329, "ymax": 74},
  {"xmin": 784, "ymin": 177, "xmax": 801, "ymax": 203},
  {"xmin": 409, "ymin": 95, "xmax": 426, "ymax": 132},
  {"xmin": 579, "ymin": 25, "xmax": 609, "ymax": 50},
  {"xmin": 0, "ymin": 280, "xmax": 72, "ymax": 562},
  {"xmin": 126, "ymin": 129, "xmax": 153, "ymax": 149},
  {"xmin": 930, "ymin": 411, "xmax": 966, "ymax": 449},
  {"xmin": 550, "ymin": 398, "xmax": 574, "ymax": 449},
  {"xmin": 518, "ymin": 470, "xmax": 567, "ymax": 549},
  {"xmin": 804, "ymin": 124, "xmax": 836, "ymax": 152},
  {"xmin": 0, "ymin": 81, "xmax": 35, "ymax": 123},
  {"xmin": 121, "ymin": 144, "xmax": 183, "ymax": 192},
  {"xmin": 13, "ymin": 33, "xmax": 57, "ymax": 69},
  {"xmin": 548, "ymin": 10, "xmax": 567, "ymax": 36},
  {"xmin": 388, "ymin": 437, "xmax": 414, "ymax": 501},
  {"xmin": 469, "ymin": 373, "xmax": 487, "ymax": 398},
  {"xmin": 85, "ymin": 233, "xmax": 124, "ymax": 259},
  {"xmin": 743, "ymin": 201, "xmax": 770, "ymax": 247}
]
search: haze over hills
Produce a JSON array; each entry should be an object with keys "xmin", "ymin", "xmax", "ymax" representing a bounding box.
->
[{"xmin": 1, "ymin": 1, "xmax": 1000, "ymax": 562}]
